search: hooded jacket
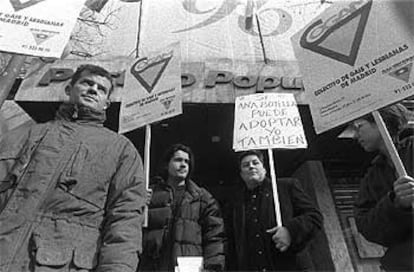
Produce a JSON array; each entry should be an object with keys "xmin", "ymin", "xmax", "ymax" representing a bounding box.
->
[{"xmin": 0, "ymin": 103, "xmax": 146, "ymax": 272}]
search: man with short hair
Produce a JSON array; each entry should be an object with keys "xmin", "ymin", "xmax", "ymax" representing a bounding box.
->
[
  {"xmin": 225, "ymin": 150, "xmax": 322, "ymax": 271},
  {"xmin": 0, "ymin": 64, "xmax": 146, "ymax": 271},
  {"xmin": 351, "ymin": 103, "xmax": 414, "ymax": 271},
  {"xmin": 139, "ymin": 143, "xmax": 226, "ymax": 272}
]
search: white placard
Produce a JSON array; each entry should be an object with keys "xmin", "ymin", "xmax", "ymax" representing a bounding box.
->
[
  {"xmin": 0, "ymin": 0, "xmax": 86, "ymax": 58},
  {"xmin": 118, "ymin": 42, "xmax": 182, "ymax": 133},
  {"xmin": 233, "ymin": 93, "xmax": 307, "ymax": 151},
  {"xmin": 292, "ymin": 0, "xmax": 414, "ymax": 133},
  {"xmin": 176, "ymin": 256, "xmax": 203, "ymax": 272}
]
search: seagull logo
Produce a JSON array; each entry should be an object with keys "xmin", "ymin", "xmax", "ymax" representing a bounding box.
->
[
  {"xmin": 300, "ymin": 0, "xmax": 372, "ymax": 66},
  {"xmin": 130, "ymin": 51, "xmax": 173, "ymax": 93}
]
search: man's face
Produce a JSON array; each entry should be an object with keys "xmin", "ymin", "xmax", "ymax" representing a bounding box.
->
[
  {"xmin": 65, "ymin": 70, "xmax": 112, "ymax": 111},
  {"xmin": 168, "ymin": 150, "xmax": 190, "ymax": 182},
  {"xmin": 240, "ymin": 154, "xmax": 266, "ymax": 190},
  {"xmin": 350, "ymin": 118, "xmax": 383, "ymax": 152}
]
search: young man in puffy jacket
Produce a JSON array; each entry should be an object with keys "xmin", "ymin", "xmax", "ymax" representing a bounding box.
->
[
  {"xmin": 0, "ymin": 64, "xmax": 146, "ymax": 271},
  {"xmin": 351, "ymin": 103, "xmax": 414, "ymax": 271},
  {"xmin": 139, "ymin": 144, "xmax": 226, "ymax": 271}
]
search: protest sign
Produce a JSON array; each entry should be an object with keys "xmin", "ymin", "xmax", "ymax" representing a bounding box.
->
[
  {"xmin": 118, "ymin": 42, "xmax": 182, "ymax": 133},
  {"xmin": 233, "ymin": 93, "xmax": 307, "ymax": 151},
  {"xmin": 0, "ymin": 0, "xmax": 86, "ymax": 58},
  {"xmin": 292, "ymin": 0, "xmax": 414, "ymax": 133}
]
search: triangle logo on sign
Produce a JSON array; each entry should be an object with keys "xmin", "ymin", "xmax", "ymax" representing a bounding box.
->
[
  {"xmin": 160, "ymin": 96, "xmax": 174, "ymax": 110},
  {"xmin": 130, "ymin": 56, "xmax": 172, "ymax": 93},
  {"xmin": 300, "ymin": 1, "xmax": 372, "ymax": 66},
  {"xmin": 9, "ymin": 0, "xmax": 45, "ymax": 11},
  {"xmin": 30, "ymin": 30, "xmax": 55, "ymax": 45},
  {"xmin": 389, "ymin": 63, "xmax": 413, "ymax": 83}
]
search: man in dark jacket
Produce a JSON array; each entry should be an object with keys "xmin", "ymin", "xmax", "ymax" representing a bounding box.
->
[
  {"xmin": 351, "ymin": 103, "xmax": 414, "ymax": 271},
  {"xmin": 0, "ymin": 64, "xmax": 146, "ymax": 271},
  {"xmin": 224, "ymin": 150, "xmax": 323, "ymax": 271},
  {"xmin": 139, "ymin": 144, "xmax": 226, "ymax": 272}
]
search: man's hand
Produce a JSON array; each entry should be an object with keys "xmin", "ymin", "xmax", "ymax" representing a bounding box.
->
[
  {"xmin": 266, "ymin": 226, "xmax": 291, "ymax": 252},
  {"xmin": 393, "ymin": 175, "xmax": 414, "ymax": 208},
  {"xmin": 145, "ymin": 188, "xmax": 153, "ymax": 206}
]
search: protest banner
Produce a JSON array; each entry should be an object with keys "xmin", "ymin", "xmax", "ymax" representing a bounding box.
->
[
  {"xmin": 0, "ymin": 0, "xmax": 86, "ymax": 58},
  {"xmin": 292, "ymin": 0, "xmax": 414, "ymax": 134},
  {"xmin": 233, "ymin": 93, "xmax": 307, "ymax": 151},
  {"xmin": 233, "ymin": 92, "xmax": 307, "ymax": 226},
  {"xmin": 118, "ymin": 42, "xmax": 182, "ymax": 134},
  {"xmin": 139, "ymin": 0, "xmax": 327, "ymax": 62}
]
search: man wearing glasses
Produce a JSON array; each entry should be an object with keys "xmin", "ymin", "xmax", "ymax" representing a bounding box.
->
[{"xmin": 347, "ymin": 103, "xmax": 414, "ymax": 271}]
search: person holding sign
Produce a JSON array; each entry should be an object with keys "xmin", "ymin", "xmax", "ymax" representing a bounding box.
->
[
  {"xmin": 351, "ymin": 103, "xmax": 414, "ymax": 271},
  {"xmin": 0, "ymin": 64, "xmax": 146, "ymax": 271},
  {"xmin": 224, "ymin": 150, "xmax": 322, "ymax": 271},
  {"xmin": 139, "ymin": 144, "xmax": 226, "ymax": 272}
]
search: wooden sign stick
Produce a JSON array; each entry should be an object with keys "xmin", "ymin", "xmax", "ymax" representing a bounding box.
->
[
  {"xmin": 267, "ymin": 148, "xmax": 282, "ymax": 227},
  {"xmin": 143, "ymin": 124, "xmax": 151, "ymax": 227},
  {"xmin": 372, "ymin": 111, "xmax": 413, "ymax": 208}
]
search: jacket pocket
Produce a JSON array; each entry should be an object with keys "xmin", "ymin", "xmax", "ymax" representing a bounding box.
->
[
  {"xmin": 34, "ymin": 240, "xmax": 72, "ymax": 268},
  {"xmin": 73, "ymin": 247, "xmax": 98, "ymax": 270}
]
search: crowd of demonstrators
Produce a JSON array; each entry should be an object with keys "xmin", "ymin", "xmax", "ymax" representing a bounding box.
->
[
  {"xmin": 350, "ymin": 103, "xmax": 414, "ymax": 271},
  {"xmin": 138, "ymin": 144, "xmax": 226, "ymax": 272},
  {"xmin": 0, "ymin": 63, "xmax": 323, "ymax": 272},
  {"xmin": 0, "ymin": 64, "xmax": 146, "ymax": 271},
  {"xmin": 6, "ymin": 62, "xmax": 413, "ymax": 271},
  {"xmin": 223, "ymin": 150, "xmax": 323, "ymax": 271}
]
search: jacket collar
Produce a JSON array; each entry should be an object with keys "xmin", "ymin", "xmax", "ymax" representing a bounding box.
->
[
  {"xmin": 152, "ymin": 176, "xmax": 203, "ymax": 200},
  {"xmin": 55, "ymin": 103, "xmax": 106, "ymax": 126}
]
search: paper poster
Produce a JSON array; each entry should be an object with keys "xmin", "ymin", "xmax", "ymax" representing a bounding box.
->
[
  {"xmin": 118, "ymin": 42, "xmax": 182, "ymax": 133},
  {"xmin": 0, "ymin": 0, "xmax": 86, "ymax": 58},
  {"xmin": 233, "ymin": 93, "xmax": 307, "ymax": 151},
  {"xmin": 292, "ymin": 0, "xmax": 414, "ymax": 133}
]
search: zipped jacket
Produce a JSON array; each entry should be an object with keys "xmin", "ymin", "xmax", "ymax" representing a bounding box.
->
[
  {"xmin": 0, "ymin": 103, "xmax": 146, "ymax": 272},
  {"xmin": 139, "ymin": 177, "xmax": 226, "ymax": 271}
]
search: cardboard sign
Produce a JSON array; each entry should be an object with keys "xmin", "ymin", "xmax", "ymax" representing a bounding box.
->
[
  {"xmin": 292, "ymin": 0, "xmax": 414, "ymax": 133},
  {"xmin": 0, "ymin": 0, "xmax": 86, "ymax": 58},
  {"xmin": 233, "ymin": 93, "xmax": 307, "ymax": 151},
  {"xmin": 118, "ymin": 42, "xmax": 182, "ymax": 133}
]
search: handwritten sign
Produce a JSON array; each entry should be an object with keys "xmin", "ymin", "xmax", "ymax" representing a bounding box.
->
[
  {"xmin": 118, "ymin": 42, "xmax": 182, "ymax": 133},
  {"xmin": 233, "ymin": 93, "xmax": 307, "ymax": 151},
  {"xmin": 292, "ymin": 0, "xmax": 414, "ymax": 133},
  {"xmin": 0, "ymin": 0, "xmax": 86, "ymax": 58}
]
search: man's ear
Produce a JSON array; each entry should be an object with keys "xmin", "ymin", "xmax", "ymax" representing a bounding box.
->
[
  {"xmin": 104, "ymin": 100, "xmax": 111, "ymax": 110},
  {"xmin": 64, "ymin": 85, "xmax": 72, "ymax": 96}
]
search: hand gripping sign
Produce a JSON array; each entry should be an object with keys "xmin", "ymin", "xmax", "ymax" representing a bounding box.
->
[{"xmin": 233, "ymin": 93, "xmax": 307, "ymax": 226}]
